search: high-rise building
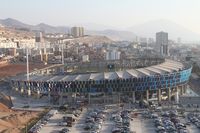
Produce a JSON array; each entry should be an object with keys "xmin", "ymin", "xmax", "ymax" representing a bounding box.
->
[
  {"xmin": 79, "ymin": 27, "xmax": 84, "ymax": 37},
  {"xmin": 71, "ymin": 27, "xmax": 84, "ymax": 37},
  {"xmin": 156, "ymin": 31, "xmax": 168, "ymax": 56},
  {"xmin": 35, "ymin": 32, "xmax": 43, "ymax": 42},
  {"xmin": 71, "ymin": 27, "xmax": 79, "ymax": 37},
  {"xmin": 177, "ymin": 37, "xmax": 181, "ymax": 44}
]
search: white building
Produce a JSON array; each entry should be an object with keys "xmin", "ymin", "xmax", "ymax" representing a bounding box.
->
[
  {"xmin": 19, "ymin": 39, "xmax": 36, "ymax": 48},
  {"xmin": 82, "ymin": 55, "xmax": 89, "ymax": 62},
  {"xmin": 0, "ymin": 41, "xmax": 17, "ymax": 48},
  {"xmin": 106, "ymin": 50, "xmax": 121, "ymax": 60}
]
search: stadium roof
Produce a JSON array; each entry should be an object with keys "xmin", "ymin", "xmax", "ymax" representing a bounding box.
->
[{"xmin": 12, "ymin": 60, "xmax": 186, "ymax": 82}]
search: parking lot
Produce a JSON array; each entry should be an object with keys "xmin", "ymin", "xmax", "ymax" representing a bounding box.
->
[
  {"xmin": 28, "ymin": 104, "xmax": 200, "ymax": 133},
  {"xmin": 131, "ymin": 115, "xmax": 156, "ymax": 133},
  {"xmin": 79, "ymin": 104, "xmax": 154, "ymax": 133},
  {"xmin": 39, "ymin": 112, "xmax": 66, "ymax": 133},
  {"xmin": 186, "ymin": 112, "xmax": 200, "ymax": 133},
  {"xmin": 38, "ymin": 109, "xmax": 87, "ymax": 133}
]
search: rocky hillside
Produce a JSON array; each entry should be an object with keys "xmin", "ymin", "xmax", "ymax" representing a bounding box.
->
[
  {"xmin": 0, "ymin": 27, "xmax": 34, "ymax": 39},
  {"xmin": 71, "ymin": 35, "xmax": 113, "ymax": 44}
]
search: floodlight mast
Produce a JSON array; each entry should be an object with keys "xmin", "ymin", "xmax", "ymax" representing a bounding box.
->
[
  {"xmin": 26, "ymin": 44, "xmax": 31, "ymax": 96},
  {"xmin": 26, "ymin": 45, "xmax": 29, "ymax": 81}
]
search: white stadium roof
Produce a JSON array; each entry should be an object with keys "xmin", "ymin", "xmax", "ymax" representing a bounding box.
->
[{"xmin": 12, "ymin": 60, "xmax": 185, "ymax": 82}]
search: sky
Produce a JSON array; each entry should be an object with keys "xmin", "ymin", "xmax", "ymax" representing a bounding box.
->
[{"xmin": 1, "ymin": 0, "xmax": 200, "ymax": 33}]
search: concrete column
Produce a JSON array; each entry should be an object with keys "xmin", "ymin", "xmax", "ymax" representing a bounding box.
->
[
  {"xmin": 20, "ymin": 87, "xmax": 24, "ymax": 94},
  {"xmin": 167, "ymin": 88, "xmax": 171, "ymax": 102},
  {"xmin": 157, "ymin": 89, "xmax": 161, "ymax": 102},
  {"xmin": 59, "ymin": 93, "xmax": 63, "ymax": 105},
  {"xmin": 67, "ymin": 93, "xmax": 73, "ymax": 104},
  {"xmin": 50, "ymin": 68, "xmax": 53, "ymax": 74},
  {"xmin": 183, "ymin": 84, "xmax": 187, "ymax": 94},
  {"xmin": 74, "ymin": 93, "xmax": 77, "ymax": 103},
  {"xmin": 88, "ymin": 93, "xmax": 91, "ymax": 104},
  {"xmin": 140, "ymin": 92, "xmax": 144, "ymax": 101},
  {"xmin": 37, "ymin": 89, "xmax": 40, "ymax": 99},
  {"xmin": 118, "ymin": 93, "xmax": 121, "ymax": 106},
  {"xmin": 52, "ymin": 68, "xmax": 55, "ymax": 73},
  {"xmin": 70, "ymin": 93, "xmax": 73, "ymax": 103},
  {"xmin": 45, "ymin": 69, "xmax": 48, "ymax": 74},
  {"xmin": 46, "ymin": 69, "xmax": 48, "ymax": 74},
  {"xmin": 27, "ymin": 88, "xmax": 31, "ymax": 96},
  {"xmin": 103, "ymin": 92, "xmax": 105, "ymax": 104},
  {"xmin": 180, "ymin": 86, "xmax": 183, "ymax": 95},
  {"xmin": 46, "ymin": 69, "xmax": 50, "ymax": 74},
  {"xmin": 40, "ymin": 53, "xmax": 43, "ymax": 62},
  {"xmin": 48, "ymin": 89, "xmax": 51, "ymax": 105},
  {"xmin": 146, "ymin": 90, "xmax": 149, "ymax": 101},
  {"xmin": 175, "ymin": 87, "xmax": 179, "ymax": 104},
  {"xmin": 41, "ymin": 70, "xmax": 44, "ymax": 75},
  {"xmin": 132, "ymin": 91, "xmax": 136, "ymax": 103}
]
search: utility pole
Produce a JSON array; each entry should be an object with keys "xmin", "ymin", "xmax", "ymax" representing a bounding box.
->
[
  {"xmin": 61, "ymin": 40, "xmax": 65, "ymax": 73},
  {"xmin": 26, "ymin": 123, "xmax": 28, "ymax": 133},
  {"xmin": 44, "ymin": 41, "xmax": 47, "ymax": 65},
  {"xmin": 61, "ymin": 40, "xmax": 64, "ymax": 65},
  {"xmin": 26, "ymin": 46, "xmax": 31, "ymax": 96}
]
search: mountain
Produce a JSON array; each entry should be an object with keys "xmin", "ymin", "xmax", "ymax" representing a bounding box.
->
[
  {"xmin": 1, "ymin": 18, "xmax": 199, "ymax": 42},
  {"xmin": 0, "ymin": 18, "xmax": 31, "ymax": 28},
  {"xmin": 0, "ymin": 26, "xmax": 34, "ymax": 39},
  {"xmin": 0, "ymin": 18, "xmax": 70, "ymax": 33},
  {"xmin": 71, "ymin": 23, "xmax": 118, "ymax": 31},
  {"xmin": 128, "ymin": 19, "xmax": 200, "ymax": 42},
  {"xmin": 34, "ymin": 23, "xmax": 69, "ymax": 33},
  {"xmin": 0, "ymin": 18, "xmax": 136, "ymax": 41},
  {"xmin": 86, "ymin": 29, "xmax": 136, "ymax": 41}
]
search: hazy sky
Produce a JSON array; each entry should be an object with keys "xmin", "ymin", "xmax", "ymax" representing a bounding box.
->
[{"xmin": 1, "ymin": 0, "xmax": 200, "ymax": 33}]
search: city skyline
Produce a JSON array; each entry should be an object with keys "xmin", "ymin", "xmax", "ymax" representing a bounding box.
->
[{"xmin": 1, "ymin": 0, "xmax": 200, "ymax": 34}]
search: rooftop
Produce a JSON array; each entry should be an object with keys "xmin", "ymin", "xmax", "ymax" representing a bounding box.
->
[{"xmin": 12, "ymin": 59, "xmax": 187, "ymax": 82}]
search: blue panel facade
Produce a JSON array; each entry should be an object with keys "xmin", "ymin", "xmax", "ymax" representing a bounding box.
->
[{"xmin": 11, "ymin": 66, "xmax": 192, "ymax": 94}]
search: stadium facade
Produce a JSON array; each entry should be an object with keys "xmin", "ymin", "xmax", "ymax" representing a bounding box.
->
[{"xmin": 10, "ymin": 59, "xmax": 192, "ymax": 105}]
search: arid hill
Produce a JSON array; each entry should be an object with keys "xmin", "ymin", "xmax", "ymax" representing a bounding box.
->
[
  {"xmin": 0, "ymin": 27, "xmax": 34, "ymax": 40},
  {"xmin": 71, "ymin": 35, "xmax": 113, "ymax": 44}
]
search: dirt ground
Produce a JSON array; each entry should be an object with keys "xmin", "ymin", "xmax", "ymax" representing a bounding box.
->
[
  {"xmin": 0, "ymin": 63, "xmax": 47, "ymax": 78},
  {"xmin": 0, "ymin": 103, "xmax": 40, "ymax": 133},
  {"xmin": 0, "ymin": 63, "xmax": 45, "ymax": 133}
]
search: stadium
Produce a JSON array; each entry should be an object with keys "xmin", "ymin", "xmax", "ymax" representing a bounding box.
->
[{"xmin": 10, "ymin": 58, "xmax": 192, "ymax": 105}]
